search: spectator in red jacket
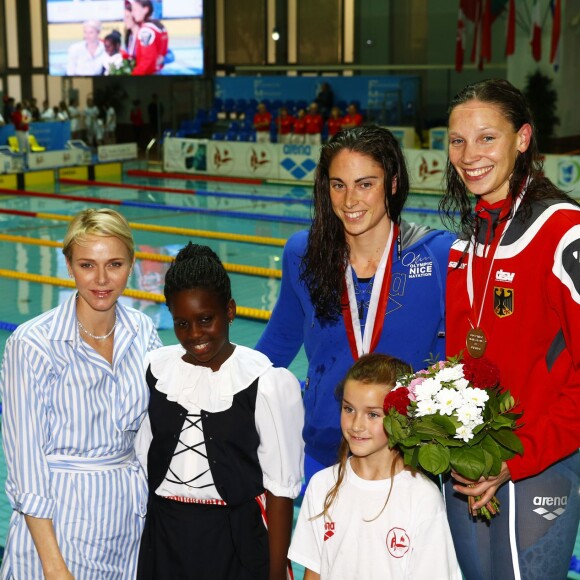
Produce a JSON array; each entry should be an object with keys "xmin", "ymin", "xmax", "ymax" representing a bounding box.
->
[
  {"xmin": 275, "ymin": 106, "xmax": 294, "ymax": 144},
  {"xmin": 253, "ymin": 102, "xmax": 272, "ymax": 143},
  {"xmin": 11, "ymin": 102, "xmax": 29, "ymax": 154},
  {"xmin": 304, "ymin": 102, "xmax": 324, "ymax": 146},
  {"xmin": 326, "ymin": 106, "xmax": 342, "ymax": 141},
  {"xmin": 291, "ymin": 108, "xmax": 307, "ymax": 144},
  {"xmin": 341, "ymin": 103, "xmax": 363, "ymax": 130}
]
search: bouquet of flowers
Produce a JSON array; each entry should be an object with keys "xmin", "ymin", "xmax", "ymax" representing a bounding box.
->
[{"xmin": 383, "ymin": 355, "xmax": 523, "ymax": 520}]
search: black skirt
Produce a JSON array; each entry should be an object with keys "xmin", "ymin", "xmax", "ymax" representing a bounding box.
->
[{"xmin": 137, "ymin": 495, "xmax": 269, "ymax": 580}]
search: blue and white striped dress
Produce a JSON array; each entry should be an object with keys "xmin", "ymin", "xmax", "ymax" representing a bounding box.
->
[{"xmin": 0, "ymin": 293, "xmax": 162, "ymax": 579}]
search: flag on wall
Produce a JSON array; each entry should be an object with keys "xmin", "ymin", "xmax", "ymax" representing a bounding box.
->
[
  {"xmin": 550, "ymin": 0, "xmax": 561, "ymax": 69},
  {"xmin": 530, "ymin": 0, "xmax": 542, "ymax": 61},
  {"xmin": 506, "ymin": 0, "xmax": 516, "ymax": 56},
  {"xmin": 456, "ymin": 3, "xmax": 467, "ymax": 71},
  {"xmin": 481, "ymin": 0, "xmax": 492, "ymax": 63},
  {"xmin": 470, "ymin": 0, "xmax": 483, "ymax": 67}
]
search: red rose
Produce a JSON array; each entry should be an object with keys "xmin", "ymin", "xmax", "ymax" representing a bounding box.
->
[
  {"xmin": 384, "ymin": 388, "xmax": 411, "ymax": 416},
  {"xmin": 463, "ymin": 355, "xmax": 500, "ymax": 389}
]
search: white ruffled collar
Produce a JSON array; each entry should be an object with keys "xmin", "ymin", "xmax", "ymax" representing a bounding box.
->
[{"xmin": 147, "ymin": 344, "xmax": 273, "ymax": 413}]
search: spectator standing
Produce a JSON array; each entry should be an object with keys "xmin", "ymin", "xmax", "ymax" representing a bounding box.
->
[
  {"xmin": 11, "ymin": 103, "xmax": 29, "ymax": 154},
  {"xmin": 130, "ymin": 99, "xmax": 145, "ymax": 150},
  {"xmin": 83, "ymin": 97, "xmax": 99, "ymax": 147},
  {"xmin": 304, "ymin": 102, "xmax": 324, "ymax": 146},
  {"xmin": 29, "ymin": 98, "xmax": 40, "ymax": 122},
  {"xmin": 105, "ymin": 103, "xmax": 117, "ymax": 144},
  {"xmin": 291, "ymin": 108, "xmax": 307, "ymax": 144},
  {"xmin": 326, "ymin": 106, "xmax": 343, "ymax": 141},
  {"xmin": 275, "ymin": 106, "xmax": 294, "ymax": 144},
  {"xmin": 68, "ymin": 99, "xmax": 81, "ymax": 139},
  {"xmin": 314, "ymin": 81, "xmax": 334, "ymax": 120},
  {"xmin": 58, "ymin": 101, "xmax": 70, "ymax": 121},
  {"xmin": 3, "ymin": 97, "xmax": 15, "ymax": 124},
  {"xmin": 40, "ymin": 100, "xmax": 55, "ymax": 121},
  {"xmin": 341, "ymin": 103, "xmax": 363, "ymax": 130},
  {"xmin": 147, "ymin": 93, "xmax": 164, "ymax": 141},
  {"xmin": 253, "ymin": 102, "xmax": 272, "ymax": 144}
]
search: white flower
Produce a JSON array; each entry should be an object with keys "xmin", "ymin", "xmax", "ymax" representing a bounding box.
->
[
  {"xmin": 453, "ymin": 377, "xmax": 470, "ymax": 390},
  {"xmin": 455, "ymin": 404, "xmax": 483, "ymax": 427},
  {"xmin": 434, "ymin": 364, "xmax": 465, "ymax": 383},
  {"xmin": 434, "ymin": 388, "xmax": 463, "ymax": 416},
  {"xmin": 462, "ymin": 387, "xmax": 489, "ymax": 408},
  {"xmin": 415, "ymin": 398, "xmax": 439, "ymax": 417},
  {"xmin": 415, "ymin": 377, "xmax": 442, "ymax": 401},
  {"xmin": 454, "ymin": 425, "xmax": 474, "ymax": 442}
]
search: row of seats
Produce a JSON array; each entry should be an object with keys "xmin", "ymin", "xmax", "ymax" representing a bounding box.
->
[
  {"xmin": 213, "ymin": 97, "xmax": 361, "ymax": 116},
  {"xmin": 7, "ymin": 135, "xmax": 46, "ymax": 153}
]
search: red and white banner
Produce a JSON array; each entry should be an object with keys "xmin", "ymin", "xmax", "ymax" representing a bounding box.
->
[{"xmin": 505, "ymin": 0, "xmax": 516, "ymax": 56}]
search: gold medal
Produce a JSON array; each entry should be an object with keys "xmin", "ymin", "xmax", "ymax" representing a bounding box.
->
[{"xmin": 466, "ymin": 327, "xmax": 487, "ymax": 358}]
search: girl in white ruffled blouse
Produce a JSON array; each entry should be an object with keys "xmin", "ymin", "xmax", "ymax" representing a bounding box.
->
[{"xmin": 136, "ymin": 242, "xmax": 304, "ymax": 580}]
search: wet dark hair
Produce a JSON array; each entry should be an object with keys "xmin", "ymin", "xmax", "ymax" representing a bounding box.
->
[
  {"xmin": 164, "ymin": 243, "xmax": 232, "ymax": 309},
  {"xmin": 440, "ymin": 78, "xmax": 572, "ymax": 237},
  {"xmin": 301, "ymin": 125, "xmax": 409, "ymax": 320}
]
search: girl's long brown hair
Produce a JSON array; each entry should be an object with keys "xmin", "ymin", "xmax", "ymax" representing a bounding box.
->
[{"xmin": 316, "ymin": 353, "xmax": 411, "ymax": 521}]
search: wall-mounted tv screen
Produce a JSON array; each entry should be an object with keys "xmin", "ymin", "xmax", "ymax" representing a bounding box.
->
[{"xmin": 47, "ymin": 0, "xmax": 203, "ymax": 76}]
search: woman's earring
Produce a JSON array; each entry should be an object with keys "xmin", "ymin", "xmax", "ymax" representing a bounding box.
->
[{"xmin": 229, "ymin": 319, "xmax": 233, "ymax": 326}]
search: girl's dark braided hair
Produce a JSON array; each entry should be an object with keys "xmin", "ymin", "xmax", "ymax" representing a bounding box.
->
[{"xmin": 164, "ymin": 242, "xmax": 232, "ymax": 309}]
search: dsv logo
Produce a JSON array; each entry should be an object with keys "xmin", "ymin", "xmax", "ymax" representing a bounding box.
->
[{"xmin": 532, "ymin": 496, "xmax": 567, "ymax": 521}]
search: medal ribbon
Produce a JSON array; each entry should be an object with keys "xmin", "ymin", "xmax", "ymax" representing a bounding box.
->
[
  {"xmin": 341, "ymin": 223, "xmax": 398, "ymax": 360},
  {"xmin": 466, "ymin": 185, "xmax": 527, "ymax": 329}
]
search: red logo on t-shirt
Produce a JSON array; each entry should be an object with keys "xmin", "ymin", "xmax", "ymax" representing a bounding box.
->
[
  {"xmin": 323, "ymin": 521, "xmax": 335, "ymax": 542},
  {"xmin": 386, "ymin": 527, "xmax": 410, "ymax": 558}
]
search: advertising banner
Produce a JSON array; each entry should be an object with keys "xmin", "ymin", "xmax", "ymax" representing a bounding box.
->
[
  {"xmin": 28, "ymin": 149, "xmax": 84, "ymax": 170},
  {"xmin": 97, "ymin": 143, "xmax": 138, "ymax": 162},
  {"xmin": 163, "ymin": 138, "xmax": 208, "ymax": 173}
]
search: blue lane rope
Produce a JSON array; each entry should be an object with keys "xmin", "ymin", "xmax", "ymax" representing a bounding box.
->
[
  {"xmin": 0, "ymin": 321, "xmax": 18, "ymax": 332},
  {"xmin": 120, "ymin": 200, "xmax": 311, "ymax": 224}
]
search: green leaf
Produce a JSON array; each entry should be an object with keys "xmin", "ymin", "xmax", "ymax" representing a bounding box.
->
[
  {"xmin": 490, "ymin": 428, "xmax": 524, "ymax": 455},
  {"xmin": 384, "ymin": 415, "xmax": 404, "ymax": 446},
  {"xmin": 418, "ymin": 444, "xmax": 450, "ymax": 475},
  {"xmin": 480, "ymin": 436, "xmax": 503, "ymax": 476},
  {"xmin": 433, "ymin": 435, "xmax": 464, "ymax": 447},
  {"xmin": 413, "ymin": 417, "xmax": 449, "ymax": 438},
  {"xmin": 402, "ymin": 447, "xmax": 415, "ymax": 467},
  {"xmin": 431, "ymin": 414, "xmax": 457, "ymax": 435},
  {"xmin": 481, "ymin": 449, "xmax": 494, "ymax": 477},
  {"xmin": 449, "ymin": 447, "xmax": 486, "ymax": 481},
  {"xmin": 490, "ymin": 415, "xmax": 518, "ymax": 429}
]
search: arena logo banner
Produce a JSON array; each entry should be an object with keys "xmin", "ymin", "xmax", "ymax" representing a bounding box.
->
[
  {"xmin": 47, "ymin": 0, "xmax": 204, "ymax": 76},
  {"xmin": 279, "ymin": 144, "xmax": 317, "ymax": 182}
]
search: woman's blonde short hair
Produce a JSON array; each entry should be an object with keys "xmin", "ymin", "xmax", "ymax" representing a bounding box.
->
[{"xmin": 62, "ymin": 208, "xmax": 135, "ymax": 261}]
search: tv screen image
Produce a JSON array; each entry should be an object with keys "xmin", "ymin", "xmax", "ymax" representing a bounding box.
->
[{"xmin": 47, "ymin": 0, "xmax": 203, "ymax": 76}]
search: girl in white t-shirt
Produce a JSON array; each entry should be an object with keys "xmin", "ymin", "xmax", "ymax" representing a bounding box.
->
[{"xmin": 289, "ymin": 353, "xmax": 462, "ymax": 580}]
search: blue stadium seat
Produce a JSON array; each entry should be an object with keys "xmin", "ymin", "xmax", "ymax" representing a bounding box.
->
[{"xmin": 211, "ymin": 132, "xmax": 225, "ymax": 141}]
